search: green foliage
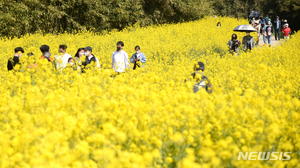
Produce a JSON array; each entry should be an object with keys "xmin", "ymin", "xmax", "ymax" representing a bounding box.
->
[
  {"xmin": 0, "ymin": 0, "xmax": 299, "ymax": 38},
  {"xmin": 0, "ymin": 0, "xmax": 213, "ymax": 37}
]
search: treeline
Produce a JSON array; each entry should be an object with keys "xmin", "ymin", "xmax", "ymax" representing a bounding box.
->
[{"xmin": 0, "ymin": 0, "xmax": 299, "ymax": 37}]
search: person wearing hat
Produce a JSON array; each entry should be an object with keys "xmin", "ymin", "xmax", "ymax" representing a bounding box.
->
[
  {"xmin": 282, "ymin": 19, "xmax": 288, "ymax": 28},
  {"xmin": 274, "ymin": 16, "xmax": 281, "ymax": 41},
  {"xmin": 111, "ymin": 41, "xmax": 130, "ymax": 73},
  {"xmin": 82, "ymin": 46, "xmax": 101, "ymax": 70},
  {"xmin": 282, "ymin": 23, "xmax": 291, "ymax": 39},
  {"xmin": 242, "ymin": 31, "xmax": 255, "ymax": 50},
  {"xmin": 54, "ymin": 45, "xmax": 72, "ymax": 70},
  {"xmin": 264, "ymin": 20, "xmax": 274, "ymax": 46},
  {"xmin": 185, "ymin": 62, "xmax": 212, "ymax": 93},
  {"xmin": 40, "ymin": 45, "xmax": 53, "ymax": 62},
  {"xmin": 7, "ymin": 47, "xmax": 24, "ymax": 71}
]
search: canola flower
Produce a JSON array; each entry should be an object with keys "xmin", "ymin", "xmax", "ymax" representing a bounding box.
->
[{"xmin": 0, "ymin": 16, "xmax": 299, "ymax": 168}]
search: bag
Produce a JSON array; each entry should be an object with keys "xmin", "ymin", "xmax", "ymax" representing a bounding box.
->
[{"xmin": 267, "ymin": 26, "xmax": 272, "ymax": 36}]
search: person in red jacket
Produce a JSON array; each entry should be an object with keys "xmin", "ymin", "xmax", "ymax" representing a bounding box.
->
[{"xmin": 282, "ymin": 24, "xmax": 291, "ymax": 39}]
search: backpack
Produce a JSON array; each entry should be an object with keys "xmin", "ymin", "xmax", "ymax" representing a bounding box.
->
[{"xmin": 267, "ymin": 26, "xmax": 272, "ymax": 36}]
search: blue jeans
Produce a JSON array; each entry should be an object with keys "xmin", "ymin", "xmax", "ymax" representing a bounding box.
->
[
  {"xmin": 267, "ymin": 35, "xmax": 272, "ymax": 46},
  {"xmin": 275, "ymin": 28, "xmax": 280, "ymax": 40},
  {"xmin": 263, "ymin": 35, "xmax": 267, "ymax": 44}
]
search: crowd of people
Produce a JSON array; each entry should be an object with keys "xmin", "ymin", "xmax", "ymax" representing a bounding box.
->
[
  {"xmin": 7, "ymin": 41, "xmax": 147, "ymax": 74},
  {"xmin": 11, "ymin": 13, "xmax": 291, "ymax": 93},
  {"xmin": 248, "ymin": 10, "xmax": 292, "ymax": 44},
  {"xmin": 226, "ymin": 10, "xmax": 292, "ymax": 55},
  {"xmin": 7, "ymin": 42, "xmax": 213, "ymax": 93}
]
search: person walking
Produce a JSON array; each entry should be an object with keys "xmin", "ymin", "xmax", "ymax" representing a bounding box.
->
[
  {"xmin": 7, "ymin": 47, "xmax": 24, "ymax": 71},
  {"xmin": 130, "ymin": 46, "xmax": 146, "ymax": 70},
  {"xmin": 260, "ymin": 16, "xmax": 265, "ymax": 35},
  {"xmin": 265, "ymin": 20, "xmax": 274, "ymax": 46},
  {"xmin": 274, "ymin": 16, "xmax": 281, "ymax": 40},
  {"xmin": 282, "ymin": 23, "xmax": 291, "ymax": 39},
  {"xmin": 227, "ymin": 34, "xmax": 241, "ymax": 56},
  {"xmin": 262, "ymin": 23, "xmax": 268, "ymax": 46},
  {"xmin": 255, "ymin": 10, "xmax": 259, "ymax": 18},
  {"xmin": 111, "ymin": 41, "xmax": 130, "ymax": 73},
  {"xmin": 254, "ymin": 17, "xmax": 261, "ymax": 44},
  {"xmin": 264, "ymin": 14, "xmax": 270, "ymax": 25}
]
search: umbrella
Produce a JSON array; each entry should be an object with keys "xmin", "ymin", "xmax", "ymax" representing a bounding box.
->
[{"xmin": 233, "ymin": 25, "xmax": 256, "ymax": 32}]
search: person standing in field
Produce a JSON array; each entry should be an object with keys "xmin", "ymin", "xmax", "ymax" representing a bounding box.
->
[
  {"xmin": 111, "ymin": 41, "xmax": 130, "ymax": 73},
  {"xmin": 82, "ymin": 46, "xmax": 101, "ymax": 70},
  {"xmin": 227, "ymin": 34, "xmax": 241, "ymax": 56},
  {"xmin": 274, "ymin": 16, "xmax": 281, "ymax": 41},
  {"xmin": 265, "ymin": 20, "xmax": 274, "ymax": 46},
  {"xmin": 242, "ymin": 31, "xmax": 255, "ymax": 51},
  {"xmin": 54, "ymin": 45, "xmax": 72, "ymax": 70},
  {"xmin": 74, "ymin": 48, "xmax": 85, "ymax": 71},
  {"xmin": 130, "ymin": 46, "xmax": 146, "ymax": 70},
  {"xmin": 7, "ymin": 47, "xmax": 24, "ymax": 71},
  {"xmin": 282, "ymin": 23, "xmax": 291, "ymax": 39},
  {"xmin": 40, "ymin": 45, "xmax": 53, "ymax": 62},
  {"xmin": 192, "ymin": 62, "xmax": 212, "ymax": 93}
]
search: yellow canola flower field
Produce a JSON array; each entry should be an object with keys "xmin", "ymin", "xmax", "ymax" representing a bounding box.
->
[{"xmin": 0, "ymin": 16, "xmax": 299, "ymax": 168}]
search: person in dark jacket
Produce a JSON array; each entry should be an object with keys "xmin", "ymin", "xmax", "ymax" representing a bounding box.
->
[
  {"xmin": 82, "ymin": 46, "xmax": 100, "ymax": 70},
  {"xmin": 7, "ymin": 47, "xmax": 24, "ymax": 71},
  {"xmin": 274, "ymin": 16, "xmax": 281, "ymax": 41}
]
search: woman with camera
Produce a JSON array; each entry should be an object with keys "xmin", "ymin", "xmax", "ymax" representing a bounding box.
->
[{"xmin": 227, "ymin": 34, "xmax": 241, "ymax": 56}]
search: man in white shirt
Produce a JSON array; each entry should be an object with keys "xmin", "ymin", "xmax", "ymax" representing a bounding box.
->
[
  {"xmin": 82, "ymin": 46, "xmax": 101, "ymax": 70},
  {"xmin": 111, "ymin": 41, "xmax": 130, "ymax": 73},
  {"xmin": 55, "ymin": 45, "xmax": 72, "ymax": 70}
]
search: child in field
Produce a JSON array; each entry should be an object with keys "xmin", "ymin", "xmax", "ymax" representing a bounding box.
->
[
  {"xmin": 185, "ymin": 62, "xmax": 212, "ymax": 93},
  {"xmin": 282, "ymin": 24, "xmax": 291, "ymax": 39}
]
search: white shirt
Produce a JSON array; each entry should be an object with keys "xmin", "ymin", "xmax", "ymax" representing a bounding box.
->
[
  {"xmin": 136, "ymin": 53, "xmax": 140, "ymax": 59},
  {"xmin": 55, "ymin": 53, "xmax": 72, "ymax": 70},
  {"xmin": 111, "ymin": 50, "xmax": 130, "ymax": 72}
]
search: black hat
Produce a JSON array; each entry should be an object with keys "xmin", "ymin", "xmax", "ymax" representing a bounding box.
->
[
  {"xmin": 195, "ymin": 62, "xmax": 205, "ymax": 70},
  {"xmin": 276, "ymin": 16, "xmax": 279, "ymax": 18},
  {"xmin": 59, "ymin": 45, "xmax": 67, "ymax": 50},
  {"xmin": 84, "ymin": 46, "xmax": 92, "ymax": 52}
]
